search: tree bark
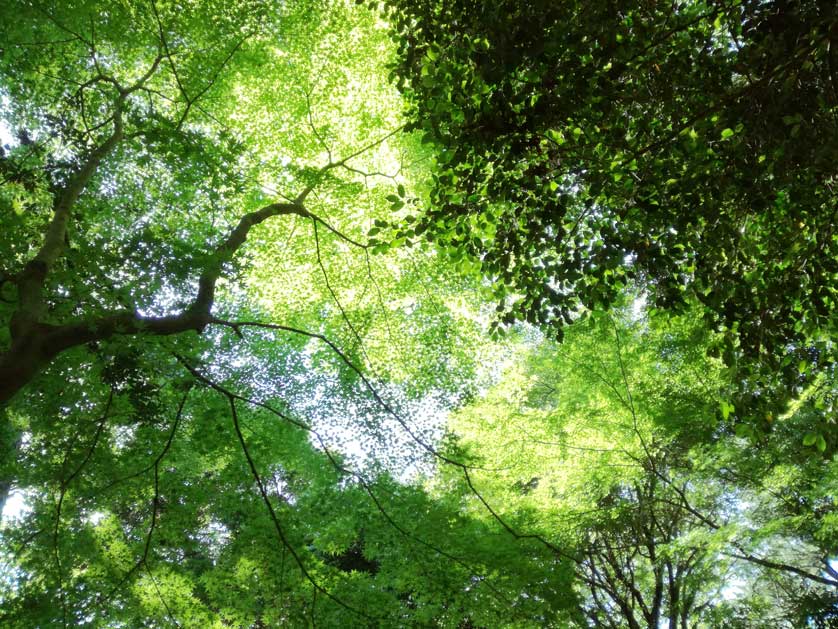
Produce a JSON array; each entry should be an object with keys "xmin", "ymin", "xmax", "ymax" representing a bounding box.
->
[{"xmin": 0, "ymin": 202, "xmax": 307, "ymax": 405}]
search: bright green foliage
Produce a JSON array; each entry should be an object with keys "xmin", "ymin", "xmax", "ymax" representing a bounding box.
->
[
  {"xmin": 444, "ymin": 310, "xmax": 838, "ymax": 627},
  {"xmin": 1, "ymin": 1, "xmax": 837, "ymax": 627},
  {"xmin": 0, "ymin": 0, "xmax": 518, "ymax": 625}
]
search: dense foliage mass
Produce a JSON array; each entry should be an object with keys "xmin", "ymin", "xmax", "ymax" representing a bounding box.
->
[
  {"xmin": 384, "ymin": 0, "xmax": 838, "ymax": 429},
  {"xmin": 0, "ymin": 0, "xmax": 835, "ymax": 627}
]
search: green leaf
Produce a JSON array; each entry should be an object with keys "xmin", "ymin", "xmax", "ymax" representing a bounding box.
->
[
  {"xmin": 720, "ymin": 401, "xmax": 734, "ymax": 420},
  {"xmin": 546, "ymin": 129, "xmax": 565, "ymax": 145}
]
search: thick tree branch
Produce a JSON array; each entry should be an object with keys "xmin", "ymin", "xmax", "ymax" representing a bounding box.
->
[
  {"xmin": 10, "ymin": 52, "xmax": 163, "ymax": 340},
  {"xmin": 14, "ymin": 100, "xmax": 125, "ymax": 327},
  {"xmin": 0, "ymin": 120, "xmax": 400, "ymax": 405},
  {"xmin": 724, "ymin": 551, "xmax": 838, "ymax": 588},
  {"xmin": 192, "ymin": 202, "xmax": 305, "ymax": 315}
]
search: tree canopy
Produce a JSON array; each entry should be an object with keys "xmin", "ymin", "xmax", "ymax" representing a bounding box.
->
[
  {"xmin": 385, "ymin": 0, "xmax": 838, "ymax": 426},
  {"xmin": 0, "ymin": 0, "xmax": 836, "ymax": 627}
]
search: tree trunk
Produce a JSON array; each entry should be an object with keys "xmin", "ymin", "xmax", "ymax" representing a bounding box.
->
[{"xmin": 0, "ymin": 334, "xmax": 50, "ymax": 405}]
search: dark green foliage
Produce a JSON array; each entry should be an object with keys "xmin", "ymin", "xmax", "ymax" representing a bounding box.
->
[{"xmin": 385, "ymin": 0, "xmax": 838, "ymax": 423}]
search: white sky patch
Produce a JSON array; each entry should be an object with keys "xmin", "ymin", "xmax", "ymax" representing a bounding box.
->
[
  {"xmin": 192, "ymin": 518, "xmax": 232, "ymax": 563},
  {"xmin": 0, "ymin": 93, "xmax": 17, "ymax": 147},
  {"xmin": 0, "ymin": 120, "xmax": 13, "ymax": 147},
  {"xmin": 1, "ymin": 490, "xmax": 32, "ymax": 523},
  {"xmin": 720, "ymin": 576, "xmax": 746, "ymax": 601},
  {"xmin": 85, "ymin": 511, "xmax": 108, "ymax": 526},
  {"xmin": 111, "ymin": 424, "xmax": 137, "ymax": 451},
  {"xmin": 630, "ymin": 293, "xmax": 648, "ymax": 321}
]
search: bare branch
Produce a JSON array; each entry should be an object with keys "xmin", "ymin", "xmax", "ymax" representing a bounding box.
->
[
  {"xmin": 171, "ymin": 361, "xmax": 325, "ymax": 597},
  {"xmin": 144, "ymin": 564, "xmax": 182, "ymax": 628},
  {"xmin": 52, "ymin": 389, "xmax": 114, "ymax": 629},
  {"xmin": 150, "ymin": 0, "xmax": 251, "ymax": 129},
  {"xmin": 339, "ymin": 163, "xmax": 400, "ymax": 181},
  {"xmin": 648, "ymin": 471, "xmax": 838, "ymax": 588},
  {"xmin": 202, "ymin": 318, "xmax": 575, "ymax": 565},
  {"xmin": 174, "ymin": 33, "xmax": 252, "ymax": 129},
  {"xmin": 724, "ymin": 551, "xmax": 838, "ymax": 588},
  {"xmin": 302, "ymin": 86, "xmax": 332, "ymax": 163},
  {"xmin": 150, "ymin": 0, "xmax": 188, "ymax": 103},
  {"xmin": 90, "ymin": 391, "xmax": 188, "ymax": 616},
  {"xmin": 32, "ymin": 5, "xmax": 93, "ymax": 48},
  {"xmin": 78, "ymin": 388, "xmax": 189, "ymax": 498},
  {"xmin": 294, "ymin": 125, "xmax": 405, "ymax": 205},
  {"xmin": 312, "ymin": 218, "xmax": 371, "ymax": 366}
]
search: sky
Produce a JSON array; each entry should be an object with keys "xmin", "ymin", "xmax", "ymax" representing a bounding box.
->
[
  {"xmin": 0, "ymin": 119, "xmax": 12, "ymax": 146},
  {"xmin": 0, "ymin": 92, "xmax": 14, "ymax": 146}
]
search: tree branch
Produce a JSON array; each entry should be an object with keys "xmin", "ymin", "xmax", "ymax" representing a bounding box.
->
[
  {"xmin": 225, "ymin": 394, "xmax": 377, "ymax": 622},
  {"xmin": 14, "ymin": 100, "xmax": 124, "ymax": 328},
  {"xmin": 178, "ymin": 358, "xmax": 515, "ymax": 607},
  {"xmin": 0, "ymin": 120, "xmax": 398, "ymax": 405},
  {"xmin": 724, "ymin": 551, "xmax": 838, "ymax": 588},
  {"xmin": 192, "ymin": 201, "xmax": 305, "ymax": 316},
  {"xmin": 12, "ymin": 51, "xmax": 163, "ymax": 336}
]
